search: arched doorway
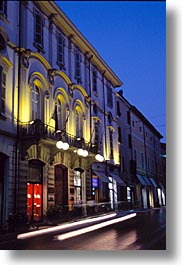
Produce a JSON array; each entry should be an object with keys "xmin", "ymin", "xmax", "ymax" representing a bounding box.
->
[
  {"xmin": 55, "ymin": 165, "xmax": 68, "ymax": 211},
  {"xmin": 27, "ymin": 159, "xmax": 45, "ymax": 223}
]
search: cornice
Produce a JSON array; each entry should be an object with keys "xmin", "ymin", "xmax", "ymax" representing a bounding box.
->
[{"xmin": 35, "ymin": 1, "xmax": 123, "ymax": 88}]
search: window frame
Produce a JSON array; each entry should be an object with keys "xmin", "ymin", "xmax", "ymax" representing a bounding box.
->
[
  {"xmin": 33, "ymin": 8, "xmax": 45, "ymax": 52},
  {"xmin": 57, "ymin": 32, "xmax": 65, "ymax": 68},
  {"xmin": 31, "ymin": 84, "xmax": 40, "ymax": 121},
  {"xmin": 75, "ymin": 107, "xmax": 83, "ymax": 138},
  {"xmin": 0, "ymin": 66, "xmax": 6, "ymax": 118},
  {"xmin": 92, "ymin": 68, "xmax": 97, "ymax": 93},
  {"xmin": 75, "ymin": 49, "xmax": 81, "ymax": 83},
  {"xmin": 56, "ymin": 96, "xmax": 66, "ymax": 131},
  {"xmin": 116, "ymin": 101, "xmax": 121, "ymax": 116},
  {"xmin": 107, "ymin": 84, "xmax": 113, "ymax": 108}
]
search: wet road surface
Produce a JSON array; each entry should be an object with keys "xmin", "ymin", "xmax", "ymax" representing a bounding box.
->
[{"xmin": 0, "ymin": 207, "xmax": 166, "ymax": 250}]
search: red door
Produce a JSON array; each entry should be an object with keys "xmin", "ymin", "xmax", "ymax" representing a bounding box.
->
[{"xmin": 27, "ymin": 183, "xmax": 42, "ymax": 222}]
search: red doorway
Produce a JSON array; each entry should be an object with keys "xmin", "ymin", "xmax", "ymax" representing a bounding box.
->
[
  {"xmin": 27, "ymin": 160, "xmax": 44, "ymax": 223},
  {"xmin": 27, "ymin": 183, "xmax": 42, "ymax": 222}
]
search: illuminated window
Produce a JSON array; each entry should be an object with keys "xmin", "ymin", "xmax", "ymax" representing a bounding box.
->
[
  {"xmin": 74, "ymin": 171, "xmax": 82, "ymax": 204},
  {"xmin": 0, "ymin": 66, "xmax": 6, "ymax": 116},
  {"xmin": 57, "ymin": 33, "xmax": 65, "ymax": 68},
  {"xmin": 127, "ymin": 187, "xmax": 131, "ymax": 202},
  {"xmin": 75, "ymin": 107, "xmax": 83, "ymax": 138},
  {"xmin": 108, "ymin": 176, "xmax": 117, "ymax": 209},
  {"xmin": 32, "ymin": 84, "xmax": 40, "ymax": 120},
  {"xmin": 0, "ymin": 0, "xmax": 7, "ymax": 18},
  {"xmin": 57, "ymin": 98, "xmax": 65, "ymax": 131},
  {"xmin": 34, "ymin": 9, "xmax": 44, "ymax": 50}
]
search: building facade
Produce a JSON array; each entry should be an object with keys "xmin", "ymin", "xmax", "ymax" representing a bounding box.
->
[
  {"xmin": 116, "ymin": 91, "xmax": 165, "ymax": 209},
  {"xmin": 0, "ymin": 0, "xmax": 123, "ymax": 229},
  {"xmin": 0, "ymin": 1, "xmax": 165, "ymax": 230}
]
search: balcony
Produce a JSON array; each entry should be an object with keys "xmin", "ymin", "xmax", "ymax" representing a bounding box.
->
[{"xmin": 19, "ymin": 119, "xmax": 99, "ymax": 159}]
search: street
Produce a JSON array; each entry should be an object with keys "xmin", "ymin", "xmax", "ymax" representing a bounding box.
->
[{"xmin": 0, "ymin": 208, "xmax": 166, "ymax": 250}]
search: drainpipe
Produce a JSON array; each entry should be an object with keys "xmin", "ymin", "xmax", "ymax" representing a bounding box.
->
[
  {"xmin": 102, "ymin": 71, "xmax": 107, "ymax": 166},
  {"xmin": 142, "ymin": 123, "xmax": 150, "ymax": 208},
  {"xmin": 88, "ymin": 54, "xmax": 93, "ymax": 146},
  {"xmin": 153, "ymin": 136, "xmax": 160, "ymax": 206},
  {"xmin": 129, "ymin": 108, "xmax": 135, "ymax": 207},
  {"xmin": 102, "ymin": 71, "xmax": 110, "ymax": 202},
  {"xmin": 88, "ymin": 54, "xmax": 93, "ymax": 200},
  {"xmin": 14, "ymin": 1, "xmax": 22, "ymax": 216}
]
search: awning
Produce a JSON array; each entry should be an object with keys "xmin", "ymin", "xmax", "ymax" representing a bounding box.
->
[
  {"xmin": 143, "ymin": 176, "xmax": 152, "ymax": 186},
  {"xmin": 110, "ymin": 174, "xmax": 126, "ymax": 186},
  {"xmin": 149, "ymin": 177, "xmax": 158, "ymax": 188},
  {"xmin": 93, "ymin": 171, "xmax": 110, "ymax": 183},
  {"xmin": 136, "ymin": 175, "xmax": 147, "ymax": 186}
]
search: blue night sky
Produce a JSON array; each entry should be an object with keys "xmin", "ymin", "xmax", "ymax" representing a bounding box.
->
[{"xmin": 56, "ymin": 1, "xmax": 166, "ymax": 142}]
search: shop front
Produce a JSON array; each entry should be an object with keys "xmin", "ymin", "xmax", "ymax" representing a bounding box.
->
[{"xmin": 27, "ymin": 159, "xmax": 44, "ymax": 223}]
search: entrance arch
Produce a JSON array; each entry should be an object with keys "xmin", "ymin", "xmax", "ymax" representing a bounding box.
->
[
  {"xmin": 54, "ymin": 165, "xmax": 68, "ymax": 210},
  {"xmin": 27, "ymin": 159, "xmax": 45, "ymax": 223}
]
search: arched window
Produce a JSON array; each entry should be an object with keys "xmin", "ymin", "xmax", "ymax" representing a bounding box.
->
[
  {"xmin": 57, "ymin": 98, "xmax": 64, "ymax": 130},
  {"xmin": 75, "ymin": 107, "xmax": 83, "ymax": 138},
  {"xmin": 32, "ymin": 84, "xmax": 40, "ymax": 120},
  {"xmin": 0, "ymin": 66, "xmax": 6, "ymax": 116},
  {"xmin": 55, "ymin": 95, "xmax": 67, "ymax": 132}
]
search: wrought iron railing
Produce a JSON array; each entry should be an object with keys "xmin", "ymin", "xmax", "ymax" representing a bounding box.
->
[{"xmin": 20, "ymin": 119, "xmax": 98, "ymax": 154}]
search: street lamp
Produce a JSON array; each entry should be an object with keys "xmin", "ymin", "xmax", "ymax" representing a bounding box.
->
[
  {"xmin": 77, "ymin": 148, "xmax": 88, "ymax": 157},
  {"xmin": 95, "ymin": 153, "xmax": 104, "ymax": 162},
  {"xmin": 56, "ymin": 140, "xmax": 69, "ymax": 150}
]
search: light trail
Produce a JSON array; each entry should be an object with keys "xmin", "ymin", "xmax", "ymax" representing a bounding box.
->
[
  {"xmin": 17, "ymin": 213, "xmax": 117, "ymax": 239},
  {"xmin": 55, "ymin": 213, "xmax": 136, "ymax": 241}
]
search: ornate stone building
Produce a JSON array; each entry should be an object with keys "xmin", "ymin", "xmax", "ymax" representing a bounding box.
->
[{"xmin": 0, "ymin": 1, "xmax": 124, "ymax": 228}]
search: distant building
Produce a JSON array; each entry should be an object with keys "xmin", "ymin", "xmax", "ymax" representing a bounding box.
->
[{"xmin": 116, "ymin": 91, "xmax": 165, "ymax": 209}]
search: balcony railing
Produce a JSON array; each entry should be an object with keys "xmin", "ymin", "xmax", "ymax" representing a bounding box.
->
[{"xmin": 20, "ymin": 119, "xmax": 98, "ymax": 154}]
